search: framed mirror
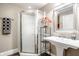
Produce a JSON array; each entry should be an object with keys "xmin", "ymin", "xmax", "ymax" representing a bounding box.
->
[
  {"xmin": 57, "ymin": 8, "xmax": 74, "ymax": 30},
  {"xmin": 54, "ymin": 4, "xmax": 77, "ymax": 32},
  {"xmin": 53, "ymin": 3, "xmax": 78, "ymax": 39}
]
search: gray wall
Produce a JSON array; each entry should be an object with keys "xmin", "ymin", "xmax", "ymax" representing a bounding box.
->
[{"xmin": 0, "ymin": 4, "xmax": 23, "ymax": 52}]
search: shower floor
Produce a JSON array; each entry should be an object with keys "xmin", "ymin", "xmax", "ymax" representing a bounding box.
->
[
  {"xmin": 40, "ymin": 52, "xmax": 51, "ymax": 56},
  {"xmin": 20, "ymin": 53, "xmax": 38, "ymax": 56},
  {"xmin": 20, "ymin": 52, "xmax": 51, "ymax": 56}
]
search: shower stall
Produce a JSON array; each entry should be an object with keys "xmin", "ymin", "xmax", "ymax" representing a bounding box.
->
[{"xmin": 19, "ymin": 10, "xmax": 44, "ymax": 56}]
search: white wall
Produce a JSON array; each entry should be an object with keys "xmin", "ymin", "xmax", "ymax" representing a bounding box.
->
[
  {"xmin": 40, "ymin": 3, "xmax": 53, "ymax": 13},
  {"xmin": 37, "ymin": 10, "xmax": 44, "ymax": 54},
  {"xmin": 47, "ymin": 9, "xmax": 54, "ymax": 35},
  {"xmin": 76, "ymin": 4, "xmax": 79, "ymax": 40}
]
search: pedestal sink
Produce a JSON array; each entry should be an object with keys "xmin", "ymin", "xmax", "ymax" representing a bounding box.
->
[{"xmin": 44, "ymin": 36, "xmax": 79, "ymax": 56}]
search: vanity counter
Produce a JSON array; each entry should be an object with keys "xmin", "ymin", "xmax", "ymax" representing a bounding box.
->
[{"xmin": 44, "ymin": 36, "xmax": 79, "ymax": 56}]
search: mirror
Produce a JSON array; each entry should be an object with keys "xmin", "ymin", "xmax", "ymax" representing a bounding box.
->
[
  {"xmin": 57, "ymin": 9, "xmax": 74, "ymax": 31},
  {"xmin": 54, "ymin": 4, "xmax": 77, "ymax": 32},
  {"xmin": 53, "ymin": 4, "xmax": 78, "ymax": 39}
]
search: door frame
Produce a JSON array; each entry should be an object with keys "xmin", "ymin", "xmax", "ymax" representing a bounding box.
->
[{"xmin": 20, "ymin": 11, "xmax": 36, "ymax": 54}]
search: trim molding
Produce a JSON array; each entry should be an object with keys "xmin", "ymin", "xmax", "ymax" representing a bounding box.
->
[{"xmin": 0, "ymin": 48, "xmax": 18, "ymax": 56}]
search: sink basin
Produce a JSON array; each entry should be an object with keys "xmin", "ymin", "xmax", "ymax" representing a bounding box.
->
[{"xmin": 44, "ymin": 36, "xmax": 79, "ymax": 48}]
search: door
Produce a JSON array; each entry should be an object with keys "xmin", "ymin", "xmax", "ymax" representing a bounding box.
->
[{"xmin": 22, "ymin": 13, "xmax": 35, "ymax": 53}]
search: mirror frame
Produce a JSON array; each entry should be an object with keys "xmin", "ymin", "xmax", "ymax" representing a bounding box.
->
[{"xmin": 53, "ymin": 3, "xmax": 77, "ymax": 32}]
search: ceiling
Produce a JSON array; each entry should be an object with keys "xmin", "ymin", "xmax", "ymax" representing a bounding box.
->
[{"xmin": 15, "ymin": 3, "xmax": 47, "ymax": 10}]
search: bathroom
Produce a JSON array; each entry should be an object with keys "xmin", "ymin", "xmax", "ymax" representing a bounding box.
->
[{"xmin": 0, "ymin": 3, "xmax": 79, "ymax": 56}]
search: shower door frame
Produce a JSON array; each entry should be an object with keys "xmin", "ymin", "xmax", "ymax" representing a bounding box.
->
[{"xmin": 20, "ymin": 11, "xmax": 38, "ymax": 54}]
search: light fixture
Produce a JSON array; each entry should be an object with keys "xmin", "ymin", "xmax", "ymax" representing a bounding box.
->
[{"xmin": 28, "ymin": 6, "xmax": 32, "ymax": 9}]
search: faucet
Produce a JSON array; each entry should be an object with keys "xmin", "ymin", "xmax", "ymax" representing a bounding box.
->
[
  {"xmin": 71, "ymin": 36, "xmax": 76, "ymax": 40},
  {"xmin": 71, "ymin": 33, "xmax": 76, "ymax": 40}
]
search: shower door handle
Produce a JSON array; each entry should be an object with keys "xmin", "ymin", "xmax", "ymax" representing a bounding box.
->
[{"xmin": 35, "ymin": 34, "xmax": 38, "ymax": 54}]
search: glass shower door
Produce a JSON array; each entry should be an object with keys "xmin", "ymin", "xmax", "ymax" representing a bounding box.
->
[{"xmin": 21, "ymin": 13, "xmax": 35, "ymax": 53}]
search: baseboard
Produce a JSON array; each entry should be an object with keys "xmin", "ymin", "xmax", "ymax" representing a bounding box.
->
[{"xmin": 0, "ymin": 48, "xmax": 18, "ymax": 56}]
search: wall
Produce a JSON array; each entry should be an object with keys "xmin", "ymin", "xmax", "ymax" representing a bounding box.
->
[
  {"xmin": 0, "ymin": 3, "xmax": 23, "ymax": 53},
  {"xmin": 76, "ymin": 4, "xmax": 79, "ymax": 40},
  {"xmin": 40, "ymin": 3, "xmax": 53, "ymax": 14},
  {"xmin": 36, "ymin": 10, "xmax": 44, "ymax": 54}
]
